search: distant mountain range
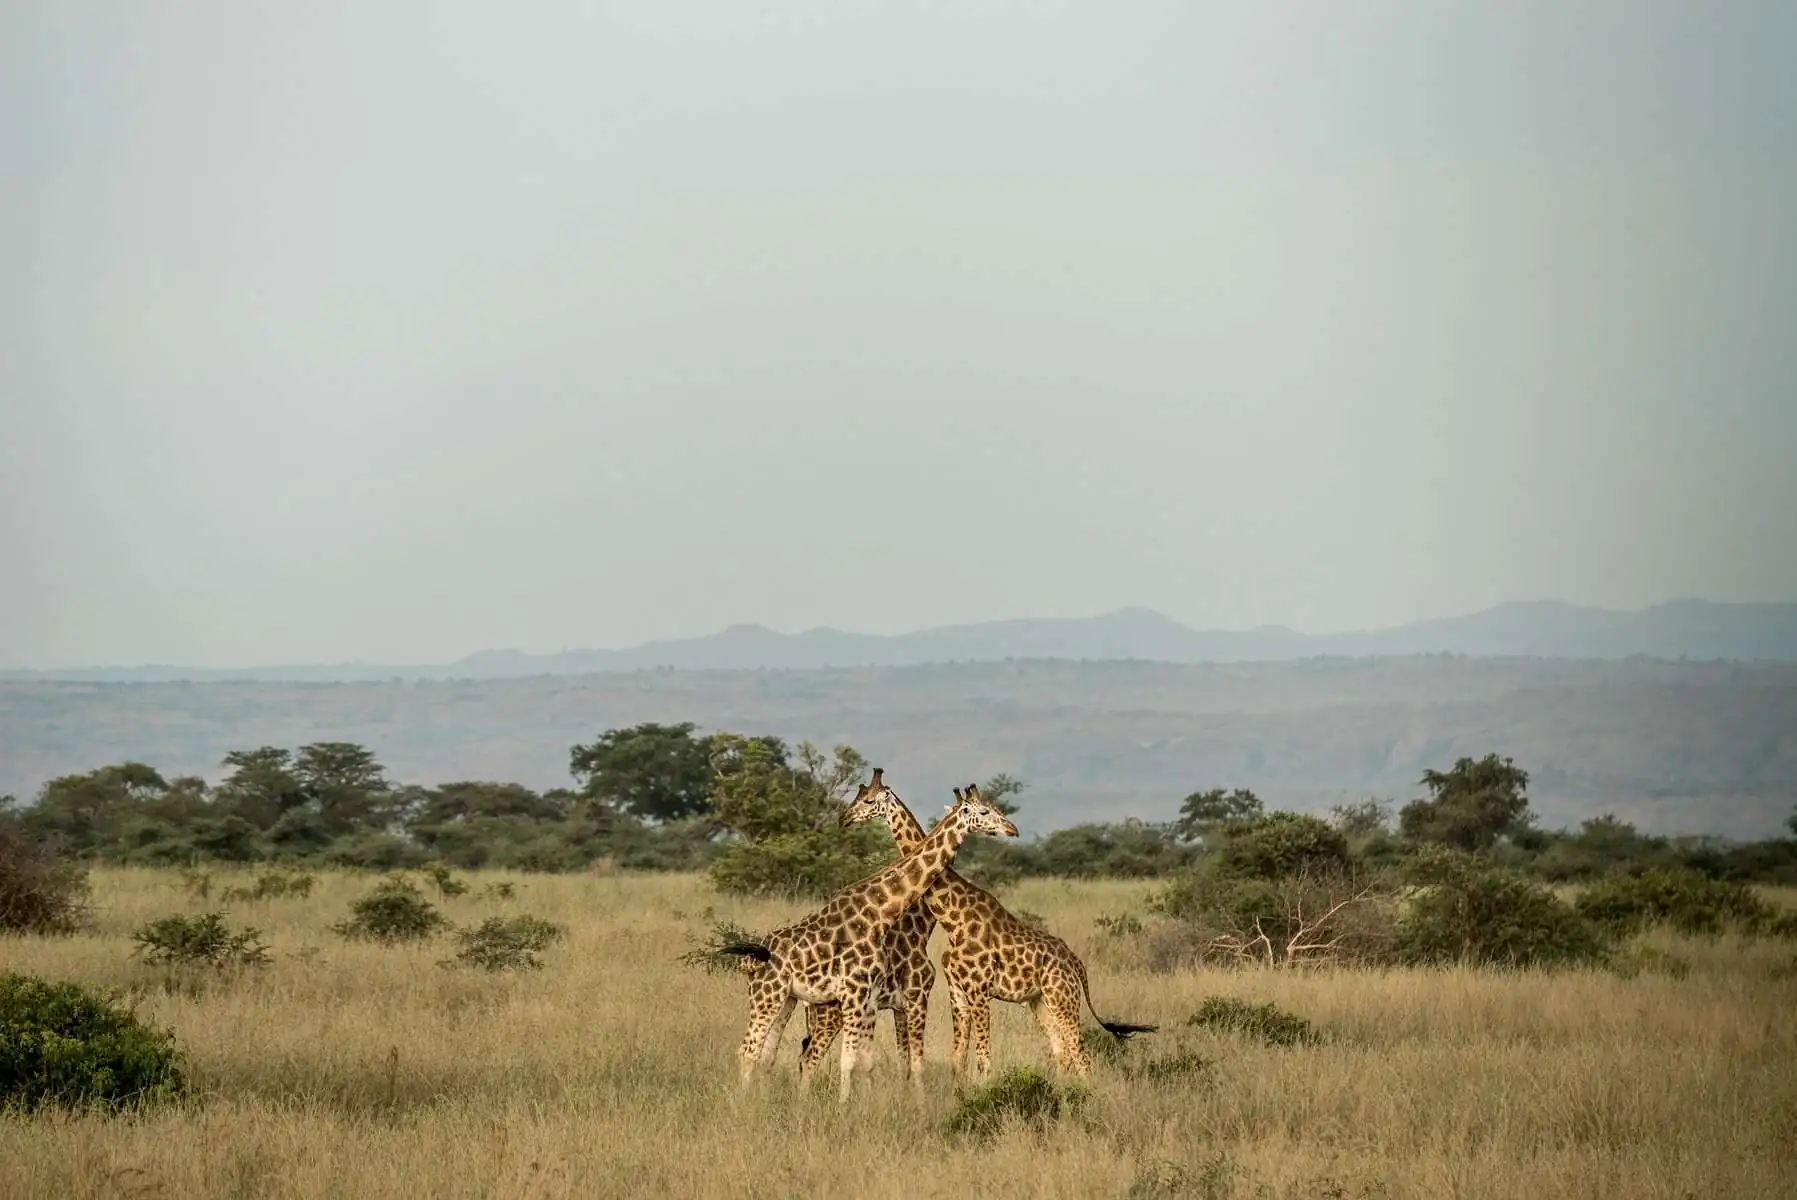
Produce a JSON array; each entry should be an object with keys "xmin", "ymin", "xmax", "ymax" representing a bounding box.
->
[{"xmin": 5, "ymin": 599, "xmax": 1795, "ymax": 683}]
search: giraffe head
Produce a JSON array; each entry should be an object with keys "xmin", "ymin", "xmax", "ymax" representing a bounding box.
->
[
  {"xmin": 942, "ymin": 782, "xmax": 1020, "ymax": 840},
  {"xmin": 840, "ymin": 767, "xmax": 901, "ymax": 829}
]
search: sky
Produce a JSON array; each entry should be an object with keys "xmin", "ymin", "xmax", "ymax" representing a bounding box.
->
[{"xmin": 3, "ymin": 1, "xmax": 1794, "ymax": 669}]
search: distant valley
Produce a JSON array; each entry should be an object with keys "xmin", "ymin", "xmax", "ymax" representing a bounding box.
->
[{"xmin": 3, "ymin": 655, "xmax": 1793, "ymax": 841}]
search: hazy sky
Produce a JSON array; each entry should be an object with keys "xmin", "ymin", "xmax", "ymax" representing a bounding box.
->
[{"xmin": 4, "ymin": 2, "xmax": 1794, "ymax": 668}]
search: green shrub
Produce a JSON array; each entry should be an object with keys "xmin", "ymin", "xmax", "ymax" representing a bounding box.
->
[
  {"xmin": 0, "ymin": 972, "xmax": 187, "ymax": 1112},
  {"xmin": 1395, "ymin": 846, "xmax": 1609, "ymax": 968},
  {"xmin": 942, "ymin": 1066, "xmax": 1086, "ymax": 1141},
  {"xmin": 0, "ymin": 821, "xmax": 90, "ymax": 935},
  {"xmin": 1574, "ymin": 867, "xmax": 1776, "ymax": 938},
  {"xmin": 444, "ymin": 915, "xmax": 567, "ymax": 971},
  {"xmin": 331, "ymin": 875, "xmax": 447, "ymax": 943},
  {"xmin": 1212, "ymin": 812, "xmax": 1350, "ymax": 880},
  {"xmin": 423, "ymin": 864, "xmax": 469, "ymax": 899},
  {"xmin": 131, "ymin": 912, "xmax": 271, "ymax": 970},
  {"xmin": 707, "ymin": 831, "xmax": 880, "ymax": 900},
  {"xmin": 1187, "ymin": 996, "xmax": 1320, "ymax": 1047}
]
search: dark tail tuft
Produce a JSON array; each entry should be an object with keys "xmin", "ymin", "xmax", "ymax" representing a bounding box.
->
[
  {"xmin": 717, "ymin": 940, "xmax": 772, "ymax": 963},
  {"xmin": 678, "ymin": 920, "xmax": 775, "ymax": 974},
  {"xmin": 1101, "ymin": 1019, "xmax": 1159, "ymax": 1040}
]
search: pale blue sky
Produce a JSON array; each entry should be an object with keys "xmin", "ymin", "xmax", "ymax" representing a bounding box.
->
[{"xmin": 3, "ymin": 1, "xmax": 1794, "ymax": 668}]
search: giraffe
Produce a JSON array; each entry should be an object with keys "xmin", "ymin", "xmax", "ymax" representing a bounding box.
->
[
  {"xmin": 715, "ymin": 775, "xmax": 1018, "ymax": 1102},
  {"xmin": 730, "ymin": 772, "xmax": 938, "ymax": 1087},
  {"xmin": 792, "ymin": 768, "xmax": 938, "ymax": 1087},
  {"xmin": 835, "ymin": 781, "xmax": 1157, "ymax": 1082}
]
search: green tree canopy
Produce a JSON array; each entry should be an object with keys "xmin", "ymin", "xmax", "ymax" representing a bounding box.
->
[
  {"xmin": 569, "ymin": 722, "xmax": 718, "ymax": 822},
  {"xmin": 1212, "ymin": 811, "xmax": 1350, "ymax": 880},
  {"xmin": 705, "ymin": 737, "xmax": 883, "ymax": 897},
  {"xmin": 215, "ymin": 747, "xmax": 307, "ymax": 829},
  {"xmin": 292, "ymin": 741, "xmax": 398, "ymax": 832},
  {"xmin": 22, "ymin": 763, "xmax": 170, "ymax": 851},
  {"xmin": 411, "ymin": 781, "xmax": 566, "ymax": 827},
  {"xmin": 1173, "ymin": 787, "xmax": 1264, "ymax": 843},
  {"xmin": 1398, "ymin": 753, "xmax": 1534, "ymax": 853}
]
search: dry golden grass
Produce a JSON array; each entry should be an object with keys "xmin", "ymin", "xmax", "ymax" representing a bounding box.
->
[{"xmin": 3, "ymin": 868, "xmax": 1795, "ymax": 1199}]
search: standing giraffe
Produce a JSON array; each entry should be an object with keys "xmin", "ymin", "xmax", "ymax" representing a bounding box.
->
[
  {"xmin": 716, "ymin": 776, "xmax": 1017, "ymax": 1102},
  {"xmin": 826, "ymin": 781, "xmax": 1156, "ymax": 1082},
  {"xmin": 735, "ymin": 770, "xmax": 938, "ymax": 1087}
]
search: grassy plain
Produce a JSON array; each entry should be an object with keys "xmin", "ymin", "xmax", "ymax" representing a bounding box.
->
[{"xmin": 2, "ymin": 868, "xmax": 1795, "ymax": 1199}]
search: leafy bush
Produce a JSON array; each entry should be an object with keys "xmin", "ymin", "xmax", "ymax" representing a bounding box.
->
[
  {"xmin": 0, "ymin": 821, "xmax": 90, "ymax": 935},
  {"xmin": 444, "ymin": 915, "xmax": 567, "ymax": 971},
  {"xmin": 423, "ymin": 864, "xmax": 469, "ymax": 899},
  {"xmin": 1187, "ymin": 997, "xmax": 1320, "ymax": 1047},
  {"xmin": 942, "ymin": 1066, "xmax": 1087, "ymax": 1141},
  {"xmin": 1211, "ymin": 812, "xmax": 1350, "ymax": 880},
  {"xmin": 1029, "ymin": 820, "xmax": 1199, "ymax": 878},
  {"xmin": 1395, "ymin": 846, "xmax": 1609, "ymax": 968},
  {"xmin": 1574, "ymin": 867, "xmax": 1776, "ymax": 938},
  {"xmin": 131, "ymin": 912, "xmax": 271, "ymax": 970},
  {"xmin": 330, "ymin": 876, "xmax": 447, "ymax": 943},
  {"xmin": 0, "ymin": 972, "xmax": 187, "ymax": 1112},
  {"xmin": 708, "ymin": 831, "xmax": 880, "ymax": 900}
]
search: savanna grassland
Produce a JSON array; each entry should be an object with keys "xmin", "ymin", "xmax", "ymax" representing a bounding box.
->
[{"xmin": 4, "ymin": 868, "xmax": 1795, "ymax": 1200}]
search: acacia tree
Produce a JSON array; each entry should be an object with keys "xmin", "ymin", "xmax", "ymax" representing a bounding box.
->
[
  {"xmin": 1398, "ymin": 754, "xmax": 1534, "ymax": 852},
  {"xmin": 1173, "ymin": 787, "xmax": 1264, "ymax": 844},
  {"xmin": 979, "ymin": 773, "xmax": 1026, "ymax": 816},
  {"xmin": 215, "ymin": 747, "xmax": 307, "ymax": 829}
]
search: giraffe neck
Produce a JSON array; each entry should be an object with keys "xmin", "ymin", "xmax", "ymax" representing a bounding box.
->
[
  {"xmin": 880, "ymin": 795, "xmax": 928, "ymax": 856},
  {"xmin": 877, "ymin": 815, "xmax": 972, "ymax": 913}
]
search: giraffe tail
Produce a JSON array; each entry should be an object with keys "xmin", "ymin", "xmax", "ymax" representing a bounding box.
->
[
  {"xmin": 716, "ymin": 940, "xmax": 773, "ymax": 963},
  {"xmin": 1079, "ymin": 961, "xmax": 1157, "ymax": 1040}
]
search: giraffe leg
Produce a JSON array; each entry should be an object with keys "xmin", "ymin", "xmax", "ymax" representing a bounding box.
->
[
  {"xmin": 800, "ymin": 1002, "xmax": 844, "ymax": 1081},
  {"xmin": 736, "ymin": 977, "xmax": 795, "ymax": 1086},
  {"xmin": 1039, "ymin": 981, "xmax": 1091, "ymax": 1079},
  {"xmin": 901, "ymin": 960, "xmax": 933, "ymax": 1088},
  {"xmin": 966, "ymin": 993, "xmax": 993, "ymax": 1081},
  {"xmin": 837, "ymin": 989, "xmax": 877, "ymax": 1103}
]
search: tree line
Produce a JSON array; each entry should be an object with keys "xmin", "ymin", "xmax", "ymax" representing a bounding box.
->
[{"xmin": 3, "ymin": 724, "xmax": 1795, "ymax": 895}]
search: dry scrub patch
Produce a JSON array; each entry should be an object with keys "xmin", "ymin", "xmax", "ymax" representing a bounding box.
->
[{"xmin": 0, "ymin": 868, "xmax": 1791, "ymax": 1199}]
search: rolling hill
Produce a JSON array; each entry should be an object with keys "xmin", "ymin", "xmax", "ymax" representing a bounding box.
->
[{"xmin": 4, "ymin": 599, "xmax": 1795, "ymax": 683}]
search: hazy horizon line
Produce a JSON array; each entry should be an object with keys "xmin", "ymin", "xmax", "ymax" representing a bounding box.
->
[{"xmin": 8, "ymin": 593, "xmax": 1794, "ymax": 675}]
